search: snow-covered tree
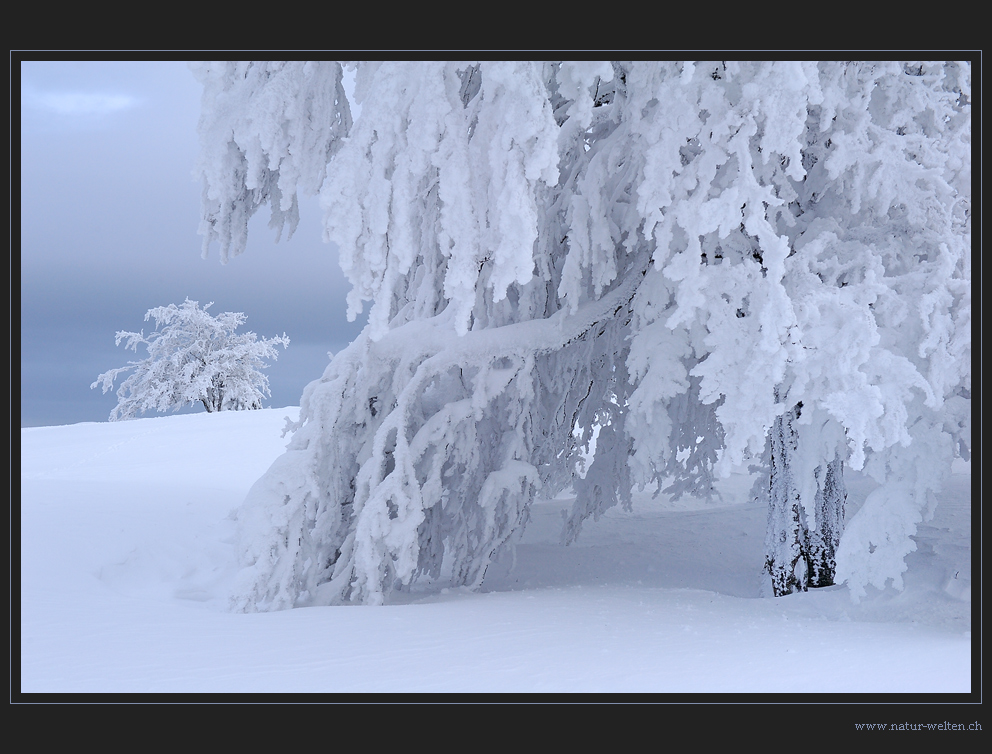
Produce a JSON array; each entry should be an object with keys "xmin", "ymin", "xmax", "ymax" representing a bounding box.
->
[
  {"xmin": 193, "ymin": 61, "xmax": 970, "ymax": 609},
  {"xmin": 92, "ymin": 298, "xmax": 290, "ymax": 420}
]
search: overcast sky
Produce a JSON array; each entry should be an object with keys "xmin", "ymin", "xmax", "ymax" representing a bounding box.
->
[{"xmin": 19, "ymin": 59, "xmax": 367, "ymax": 427}]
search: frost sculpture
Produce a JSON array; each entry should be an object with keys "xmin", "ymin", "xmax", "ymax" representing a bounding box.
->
[
  {"xmin": 92, "ymin": 298, "xmax": 290, "ymax": 420},
  {"xmin": 193, "ymin": 61, "xmax": 970, "ymax": 607}
]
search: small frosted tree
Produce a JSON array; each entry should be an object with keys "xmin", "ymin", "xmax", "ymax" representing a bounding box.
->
[
  {"xmin": 92, "ymin": 298, "xmax": 290, "ymax": 420},
  {"xmin": 193, "ymin": 61, "xmax": 969, "ymax": 609}
]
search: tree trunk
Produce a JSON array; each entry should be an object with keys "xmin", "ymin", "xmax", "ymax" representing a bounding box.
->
[
  {"xmin": 764, "ymin": 402, "xmax": 847, "ymax": 596},
  {"xmin": 804, "ymin": 455, "xmax": 846, "ymax": 587},
  {"xmin": 765, "ymin": 403, "xmax": 806, "ymax": 596}
]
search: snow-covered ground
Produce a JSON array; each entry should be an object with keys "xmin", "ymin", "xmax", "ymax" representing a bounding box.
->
[{"xmin": 20, "ymin": 409, "xmax": 971, "ymax": 693}]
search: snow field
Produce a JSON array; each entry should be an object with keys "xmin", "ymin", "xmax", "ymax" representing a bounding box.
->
[{"xmin": 20, "ymin": 409, "xmax": 970, "ymax": 693}]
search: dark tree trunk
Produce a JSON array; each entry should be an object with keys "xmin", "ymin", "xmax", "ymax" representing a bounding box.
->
[
  {"xmin": 765, "ymin": 403, "xmax": 806, "ymax": 596},
  {"xmin": 764, "ymin": 402, "xmax": 847, "ymax": 596},
  {"xmin": 804, "ymin": 455, "xmax": 846, "ymax": 587},
  {"xmin": 201, "ymin": 379, "xmax": 225, "ymax": 413}
]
